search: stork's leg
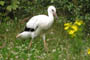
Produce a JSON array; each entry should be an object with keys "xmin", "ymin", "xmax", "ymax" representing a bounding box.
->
[
  {"xmin": 28, "ymin": 39, "xmax": 33, "ymax": 49},
  {"xmin": 43, "ymin": 34, "xmax": 48, "ymax": 52}
]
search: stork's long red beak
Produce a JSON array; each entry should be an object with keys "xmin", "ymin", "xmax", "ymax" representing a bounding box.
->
[{"xmin": 53, "ymin": 12, "xmax": 58, "ymax": 20}]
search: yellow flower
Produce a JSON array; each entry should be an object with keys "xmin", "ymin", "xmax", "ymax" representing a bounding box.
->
[
  {"xmin": 64, "ymin": 23, "xmax": 71, "ymax": 26},
  {"xmin": 64, "ymin": 26, "xmax": 69, "ymax": 30},
  {"xmin": 64, "ymin": 22, "xmax": 71, "ymax": 30},
  {"xmin": 88, "ymin": 49, "xmax": 90, "ymax": 55},
  {"xmin": 75, "ymin": 20, "xmax": 83, "ymax": 26},
  {"xmin": 71, "ymin": 25, "xmax": 78, "ymax": 31},
  {"xmin": 68, "ymin": 30, "xmax": 75, "ymax": 35}
]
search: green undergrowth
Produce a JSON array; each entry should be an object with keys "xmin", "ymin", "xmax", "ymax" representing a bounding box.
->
[{"xmin": 0, "ymin": 20, "xmax": 90, "ymax": 60}]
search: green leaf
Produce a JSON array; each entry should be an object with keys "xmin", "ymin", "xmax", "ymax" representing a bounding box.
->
[
  {"xmin": 6, "ymin": 6, "xmax": 12, "ymax": 11},
  {"xmin": 51, "ymin": 0, "xmax": 54, "ymax": 3},
  {"xmin": 11, "ymin": 4, "xmax": 18, "ymax": 10},
  {"xmin": 0, "ymin": 1, "xmax": 5, "ymax": 6}
]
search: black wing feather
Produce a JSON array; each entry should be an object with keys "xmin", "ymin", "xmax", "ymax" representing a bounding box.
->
[{"xmin": 24, "ymin": 26, "xmax": 38, "ymax": 32}]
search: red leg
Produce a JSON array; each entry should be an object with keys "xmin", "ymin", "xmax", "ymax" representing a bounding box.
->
[
  {"xmin": 43, "ymin": 39, "xmax": 48, "ymax": 52},
  {"xmin": 28, "ymin": 40, "xmax": 32, "ymax": 49}
]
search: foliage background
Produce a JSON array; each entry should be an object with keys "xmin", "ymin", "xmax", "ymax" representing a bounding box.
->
[
  {"xmin": 0, "ymin": 0, "xmax": 90, "ymax": 60},
  {"xmin": 0, "ymin": 0, "xmax": 90, "ymax": 33}
]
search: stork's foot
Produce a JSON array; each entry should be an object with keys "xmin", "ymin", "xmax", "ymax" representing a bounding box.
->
[{"xmin": 0, "ymin": 42, "xmax": 6, "ymax": 49}]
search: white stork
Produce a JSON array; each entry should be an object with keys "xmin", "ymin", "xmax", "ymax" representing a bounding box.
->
[{"xmin": 16, "ymin": 6, "xmax": 58, "ymax": 51}]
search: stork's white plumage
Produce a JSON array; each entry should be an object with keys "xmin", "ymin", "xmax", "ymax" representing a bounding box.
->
[{"xmin": 16, "ymin": 6, "xmax": 58, "ymax": 51}]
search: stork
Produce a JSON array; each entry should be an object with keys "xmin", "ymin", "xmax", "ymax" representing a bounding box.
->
[{"xmin": 16, "ymin": 6, "xmax": 58, "ymax": 51}]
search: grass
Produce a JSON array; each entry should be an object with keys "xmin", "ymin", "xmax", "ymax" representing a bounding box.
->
[{"xmin": 0, "ymin": 20, "xmax": 90, "ymax": 60}]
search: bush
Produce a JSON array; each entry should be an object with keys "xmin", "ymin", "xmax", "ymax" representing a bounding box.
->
[{"xmin": 0, "ymin": 0, "xmax": 90, "ymax": 34}]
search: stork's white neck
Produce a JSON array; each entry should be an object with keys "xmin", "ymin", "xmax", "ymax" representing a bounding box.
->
[{"xmin": 48, "ymin": 11, "xmax": 54, "ymax": 21}]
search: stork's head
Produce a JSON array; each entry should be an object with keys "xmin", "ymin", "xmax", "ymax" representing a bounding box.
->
[
  {"xmin": 48, "ymin": 6, "xmax": 58, "ymax": 19},
  {"xmin": 16, "ymin": 31, "xmax": 31, "ymax": 39}
]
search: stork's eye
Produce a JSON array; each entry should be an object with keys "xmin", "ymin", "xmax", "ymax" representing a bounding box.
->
[{"xmin": 52, "ymin": 9, "xmax": 54, "ymax": 12}]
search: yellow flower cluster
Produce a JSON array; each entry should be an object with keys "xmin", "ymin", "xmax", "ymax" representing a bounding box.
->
[
  {"xmin": 88, "ymin": 49, "xmax": 90, "ymax": 55},
  {"xmin": 64, "ymin": 19, "xmax": 84, "ymax": 37},
  {"xmin": 75, "ymin": 20, "xmax": 83, "ymax": 26}
]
